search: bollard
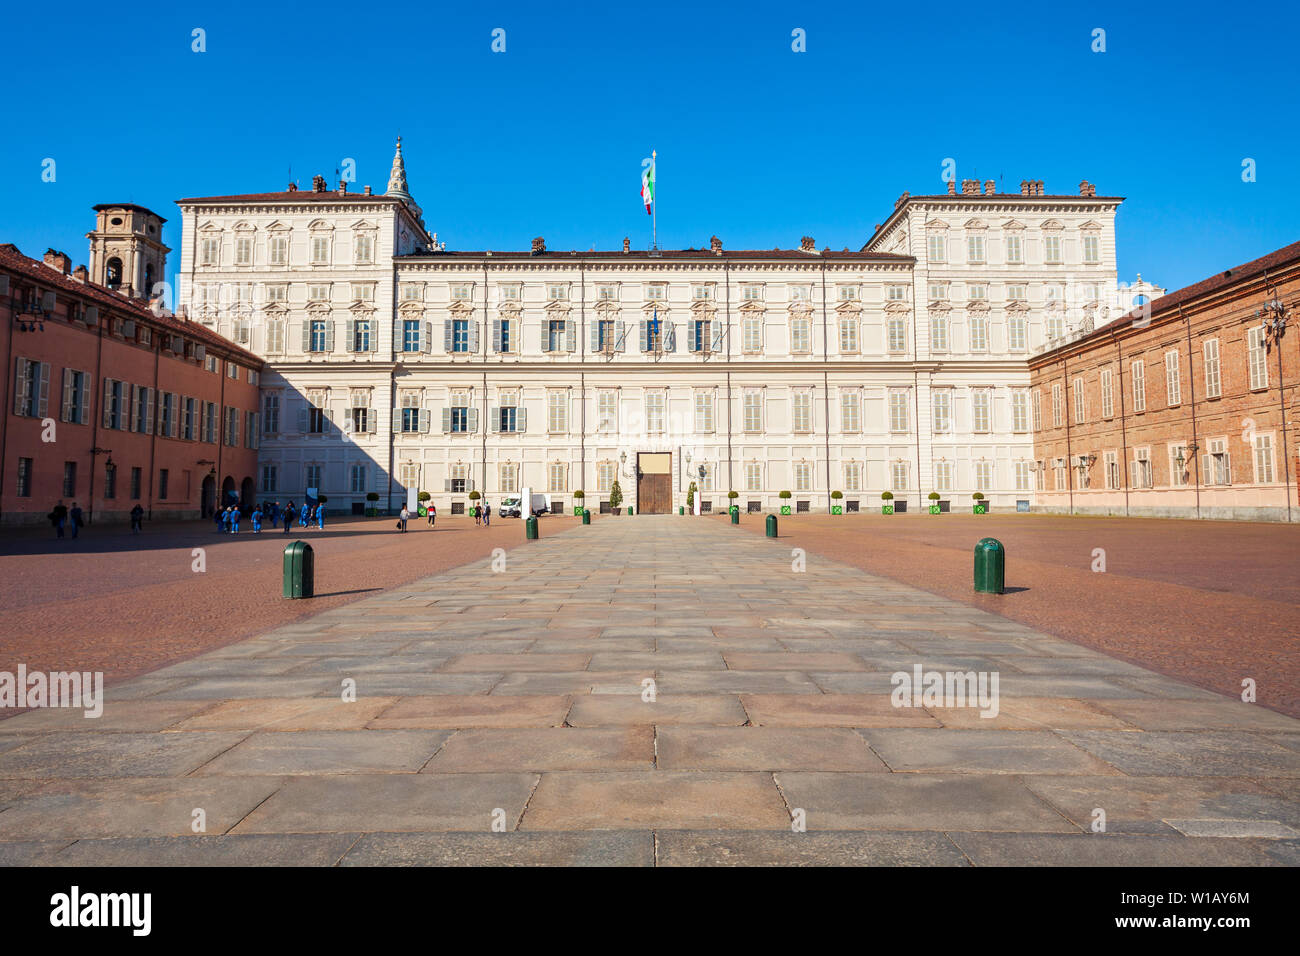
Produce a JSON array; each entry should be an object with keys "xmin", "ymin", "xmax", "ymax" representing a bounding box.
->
[
  {"xmin": 525, "ymin": 515, "xmax": 539, "ymax": 540},
  {"xmin": 731, "ymin": 508, "xmax": 739, "ymax": 525},
  {"xmin": 628, "ymin": 506, "xmax": 634, "ymax": 516},
  {"xmin": 679, "ymin": 506, "xmax": 685, "ymax": 515},
  {"xmin": 973, "ymin": 537, "xmax": 1005, "ymax": 594},
  {"xmin": 282, "ymin": 541, "xmax": 314, "ymax": 599},
  {"xmin": 582, "ymin": 509, "xmax": 591, "ymax": 525},
  {"xmin": 766, "ymin": 514, "xmax": 778, "ymax": 538}
]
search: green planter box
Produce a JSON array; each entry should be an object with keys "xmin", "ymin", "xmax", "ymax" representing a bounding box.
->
[
  {"xmin": 882, "ymin": 504, "xmax": 894, "ymax": 515},
  {"xmin": 729, "ymin": 505, "xmax": 739, "ymax": 515},
  {"xmin": 365, "ymin": 508, "xmax": 378, "ymax": 517},
  {"xmin": 929, "ymin": 505, "xmax": 941, "ymax": 515},
  {"xmin": 779, "ymin": 505, "xmax": 791, "ymax": 516},
  {"xmin": 573, "ymin": 506, "xmax": 584, "ymax": 516},
  {"xmin": 831, "ymin": 506, "xmax": 843, "ymax": 515},
  {"xmin": 973, "ymin": 504, "xmax": 987, "ymax": 514}
]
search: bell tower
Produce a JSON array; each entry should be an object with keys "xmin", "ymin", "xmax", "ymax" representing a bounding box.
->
[{"xmin": 87, "ymin": 203, "xmax": 170, "ymax": 298}]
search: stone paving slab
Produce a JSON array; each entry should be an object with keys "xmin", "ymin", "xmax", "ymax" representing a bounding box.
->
[{"xmin": 1, "ymin": 515, "xmax": 1298, "ymax": 865}]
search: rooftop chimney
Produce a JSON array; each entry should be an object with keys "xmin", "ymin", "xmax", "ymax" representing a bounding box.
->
[
  {"xmin": 894, "ymin": 191, "xmax": 910, "ymax": 209},
  {"xmin": 42, "ymin": 249, "xmax": 71, "ymax": 274},
  {"xmin": 531, "ymin": 236, "xmax": 546, "ymax": 255},
  {"xmin": 800, "ymin": 236, "xmax": 816, "ymax": 252},
  {"xmin": 312, "ymin": 175, "xmax": 326, "ymax": 193},
  {"xmin": 287, "ymin": 182, "xmax": 298, "ymax": 192},
  {"xmin": 622, "ymin": 237, "xmax": 630, "ymax": 253},
  {"xmin": 72, "ymin": 264, "xmax": 88, "ymax": 283},
  {"xmin": 961, "ymin": 179, "xmax": 979, "ymax": 196},
  {"xmin": 946, "ymin": 181, "xmax": 957, "ymax": 196},
  {"xmin": 710, "ymin": 235, "xmax": 723, "ymax": 255},
  {"xmin": 1020, "ymin": 180, "xmax": 1030, "ymax": 196},
  {"xmin": 1035, "ymin": 180, "xmax": 1045, "ymax": 195},
  {"xmin": 337, "ymin": 180, "xmax": 348, "ymax": 195},
  {"xmin": 984, "ymin": 179, "xmax": 995, "ymax": 195},
  {"xmin": 363, "ymin": 185, "xmax": 372, "ymax": 195},
  {"xmin": 1079, "ymin": 180, "xmax": 1096, "ymax": 197}
]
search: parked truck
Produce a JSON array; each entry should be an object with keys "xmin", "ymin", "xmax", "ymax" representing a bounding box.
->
[{"xmin": 499, "ymin": 493, "xmax": 549, "ymax": 518}]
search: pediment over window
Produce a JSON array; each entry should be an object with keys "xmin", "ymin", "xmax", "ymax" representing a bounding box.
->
[
  {"xmin": 641, "ymin": 302, "xmax": 671, "ymax": 317},
  {"xmin": 449, "ymin": 301, "xmax": 477, "ymax": 317},
  {"xmin": 496, "ymin": 300, "xmax": 523, "ymax": 314},
  {"xmin": 1079, "ymin": 220, "xmax": 1102, "ymax": 232},
  {"xmin": 1040, "ymin": 219, "xmax": 1064, "ymax": 231},
  {"xmin": 1005, "ymin": 300, "xmax": 1030, "ymax": 312},
  {"xmin": 198, "ymin": 221, "xmax": 223, "ymax": 233},
  {"xmin": 883, "ymin": 301, "xmax": 912, "ymax": 314},
  {"xmin": 266, "ymin": 220, "xmax": 291, "ymax": 232},
  {"xmin": 737, "ymin": 299, "xmax": 766, "ymax": 313},
  {"xmin": 926, "ymin": 220, "xmax": 950, "ymax": 231},
  {"xmin": 966, "ymin": 300, "xmax": 990, "ymax": 314},
  {"xmin": 927, "ymin": 302, "xmax": 953, "ymax": 314},
  {"xmin": 233, "ymin": 221, "xmax": 256, "ymax": 232},
  {"xmin": 690, "ymin": 299, "xmax": 717, "ymax": 316},
  {"xmin": 834, "ymin": 299, "xmax": 863, "ymax": 314},
  {"xmin": 263, "ymin": 301, "xmax": 288, "ymax": 315},
  {"xmin": 308, "ymin": 219, "xmax": 334, "ymax": 232},
  {"xmin": 398, "ymin": 301, "xmax": 426, "ymax": 316},
  {"xmin": 787, "ymin": 302, "xmax": 815, "ymax": 315},
  {"xmin": 1002, "ymin": 219, "xmax": 1025, "ymax": 231},
  {"xmin": 963, "ymin": 219, "xmax": 987, "ymax": 230},
  {"xmin": 350, "ymin": 220, "xmax": 378, "ymax": 232},
  {"xmin": 306, "ymin": 301, "xmax": 333, "ymax": 315},
  {"xmin": 349, "ymin": 302, "xmax": 376, "ymax": 316},
  {"xmin": 544, "ymin": 301, "xmax": 572, "ymax": 317}
]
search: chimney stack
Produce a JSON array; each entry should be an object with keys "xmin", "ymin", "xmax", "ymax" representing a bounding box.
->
[
  {"xmin": 1035, "ymin": 180, "xmax": 1045, "ymax": 195},
  {"xmin": 337, "ymin": 180, "xmax": 348, "ymax": 195},
  {"xmin": 710, "ymin": 235, "xmax": 723, "ymax": 255},
  {"xmin": 622, "ymin": 237, "xmax": 630, "ymax": 253},
  {"xmin": 42, "ymin": 249, "xmax": 71, "ymax": 274},
  {"xmin": 312, "ymin": 175, "xmax": 326, "ymax": 193},
  {"xmin": 1019, "ymin": 180, "xmax": 1030, "ymax": 196},
  {"xmin": 800, "ymin": 236, "xmax": 816, "ymax": 252},
  {"xmin": 961, "ymin": 179, "xmax": 980, "ymax": 196},
  {"xmin": 531, "ymin": 236, "xmax": 546, "ymax": 255},
  {"xmin": 984, "ymin": 179, "xmax": 995, "ymax": 195},
  {"xmin": 1078, "ymin": 180, "xmax": 1096, "ymax": 197},
  {"xmin": 72, "ymin": 264, "xmax": 88, "ymax": 284},
  {"xmin": 287, "ymin": 182, "xmax": 298, "ymax": 192},
  {"xmin": 894, "ymin": 190, "xmax": 910, "ymax": 209},
  {"xmin": 364, "ymin": 185, "xmax": 372, "ymax": 195}
]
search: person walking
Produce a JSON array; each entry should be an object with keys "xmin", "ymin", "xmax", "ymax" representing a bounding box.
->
[
  {"xmin": 482, "ymin": 501, "xmax": 491, "ymax": 527},
  {"xmin": 251, "ymin": 507, "xmax": 262, "ymax": 534},
  {"xmin": 69, "ymin": 502, "xmax": 84, "ymax": 539},
  {"xmin": 473, "ymin": 503, "xmax": 481, "ymax": 526},
  {"xmin": 130, "ymin": 503, "xmax": 144, "ymax": 534},
  {"xmin": 299, "ymin": 502, "xmax": 309, "ymax": 529},
  {"xmin": 316, "ymin": 504, "xmax": 325, "ymax": 530},
  {"xmin": 50, "ymin": 500, "xmax": 68, "ymax": 538},
  {"xmin": 427, "ymin": 502, "xmax": 436, "ymax": 527},
  {"xmin": 398, "ymin": 504, "xmax": 409, "ymax": 532},
  {"xmin": 230, "ymin": 507, "xmax": 240, "ymax": 534},
  {"xmin": 283, "ymin": 500, "xmax": 295, "ymax": 534},
  {"xmin": 214, "ymin": 506, "xmax": 224, "ymax": 533}
]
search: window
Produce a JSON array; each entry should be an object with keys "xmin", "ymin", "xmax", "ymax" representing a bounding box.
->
[
  {"xmin": 1043, "ymin": 235, "xmax": 1062, "ymax": 263},
  {"xmin": 1051, "ymin": 383, "xmax": 1064, "ymax": 428},
  {"xmin": 1015, "ymin": 461, "xmax": 1032, "ymax": 492},
  {"xmin": 694, "ymin": 391, "xmax": 714, "ymax": 433},
  {"xmin": 1165, "ymin": 350, "xmax": 1181, "ymax": 406},
  {"xmin": 744, "ymin": 462, "xmax": 761, "ymax": 492},
  {"xmin": 1083, "ymin": 235, "xmax": 1100, "ymax": 264},
  {"xmin": 927, "ymin": 234, "xmax": 946, "ymax": 262},
  {"xmin": 932, "ymin": 390, "xmax": 952, "ymax": 434},
  {"xmin": 499, "ymin": 463, "xmax": 518, "ymax": 494},
  {"xmin": 184, "ymin": 397, "xmax": 198, "ymax": 440},
  {"xmin": 156, "ymin": 467, "xmax": 168, "ymax": 500},
  {"xmin": 498, "ymin": 318, "xmax": 514, "ymax": 353},
  {"xmin": 235, "ymin": 236, "xmax": 252, "ymax": 266},
  {"xmin": 308, "ymin": 284, "xmax": 330, "ymax": 304},
  {"xmin": 890, "ymin": 461, "xmax": 909, "ymax": 492},
  {"xmin": 60, "ymin": 369, "xmax": 89, "ymax": 424},
  {"xmin": 350, "ymin": 407, "xmax": 370, "ymax": 434},
  {"xmin": 596, "ymin": 318, "xmax": 616, "ymax": 352},
  {"xmin": 644, "ymin": 392, "xmax": 665, "ymax": 434},
  {"xmin": 1032, "ymin": 390, "xmax": 1042, "ymax": 431},
  {"xmin": 262, "ymin": 464, "xmax": 278, "ymax": 493},
  {"xmin": 598, "ymin": 392, "xmax": 618, "ymax": 433},
  {"xmin": 790, "ymin": 315, "xmax": 811, "ymax": 353},
  {"xmin": 349, "ymin": 464, "xmax": 367, "ymax": 494},
  {"xmin": 1253, "ymin": 433, "xmax": 1275, "ymax": 483},
  {"xmin": 974, "ymin": 461, "xmax": 993, "ymax": 492},
  {"xmin": 1053, "ymin": 458, "xmax": 1067, "ymax": 490},
  {"xmin": 837, "ymin": 286, "xmax": 859, "ymax": 302},
  {"xmin": 1247, "ymin": 326, "xmax": 1268, "ymax": 390},
  {"xmin": 16, "ymin": 457, "xmax": 32, "ymax": 497},
  {"xmin": 934, "ymin": 460, "xmax": 953, "ymax": 493},
  {"xmin": 967, "ymin": 234, "xmax": 985, "ymax": 263},
  {"xmin": 1104, "ymin": 450, "xmax": 1119, "ymax": 490},
  {"xmin": 1169, "ymin": 445, "xmax": 1190, "ymax": 487},
  {"xmin": 351, "ymin": 283, "xmax": 375, "ymax": 304},
  {"xmin": 202, "ymin": 401, "xmax": 217, "ymax": 442},
  {"xmin": 399, "ymin": 464, "xmax": 419, "ymax": 491},
  {"xmin": 546, "ymin": 284, "xmax": 568, "ymax": 302},
  {"xmin": 690, "ymin": 318, "xmax": 712, "ymax": 354},
  {"xmin": 968, "ymin": 314, "xmax": 987, "ymax": 351},
  {"xmin": 307, "ymin": 392, "xmax": 326, "ymax": 434},
  {"xmin": 888, "ymin": 388, "xmax": 910, "ymax": 433},
  {"xmin": 1072, "ymin": 377, "xmax": 1086, "ymax": 424},
  {"xmin": 1131, "ymin": 360, "xmax": 1146, "ymax": 412},
  {"xmin": 1206, "ymin": 437, "xmax": 1231, "ymax": 486},
  {"xmin": 1008, "ymin": 314, "xmax": 1026, "ymax": 351},
  {"xmin": 549, "ymin": 391, "xmax": 569, "ymax": 433},
  {"xmin": 928, "ymin": 282, "xmax": 948, "ymax": 303},
  {"xmin": 1046, "ymin": 310, "xmax": 1065, "ymax": 341},
  {"xmin": 930, "ymin": 314, "xmax": 949, "ymax": 352},
  {"xmin": 448, "ymin": 395, "xmax": 470, "ymax": 433},
  {"xmin": 401, "ymin": 283, "xmax": 423, "ymax": 302},
  {"xmin": 840, "ymin": 391, "xmax": 860, "ymax": 433},
  {"xmin": 692, "ymin": 285, "xmax": 713, "ymax": 302},
  {"xmin": 403, "ymin": 319, "xmax": 421, "ymax": 352},
  {"xmin": 224, "ymin": 406, "xmax": 239, "ymax": 447},
  {"xmin": 102, "ymin": 378, "xmax": 125, "ymax": 430},
  {"xmin": 156, "ymin": 391, "xmax": 175, "ymax": 439},
  {"xmin": 791, "ymin": 391, "xmax": 813, "ymax": 433},
  {"xmin": 400, "ymin": 391, "xmax": 424, "ymax": 433},
  {"xmin": 742, "ymin": 315, "xmax": 763, "ymax": 353},
  {"xmin": 844, "ymin": 460, "xmax": 861, "ymax": 492},
  {"xmin": 200, "ymin": 237, "xmax": 220, "ymax": 266},
  {"xmin": 839, "ymin": 315, "xmax": 858, "ymax": 353},
  {"xmin": 309, "ymin": 320, "xmax": 328, "ymax": 353},
  {"xmin": 1100, "ymin": 368, "xmax": 1114, "ymax": 418},
  {"xmin": 547, "ymin": 319, "xmax": 567, "ymax": 352},
  {"xmin": 1011, "ymin": 390, "xmax": 1028, "ymax": 433},
  {"xmin": 452, "ymin": 319, "xmax": 470, "ymax": 353},
  {"xmin": 972, "ymin": 388, "xmax": 991, "ymax": 432},
  {"xmin": 742, "ymin": 284, "xmax": 763, "ymax": 302},
  {"xmin": 269, "ymin": 235, "xmax": 288, "ymax": 266},
  {"xmin": 352, "ymin": 318, "xmax": 373, "ymax": 353},
  {"xmin": 1204, "ymin": 339, "xmax": 1222, "ymax": 398},
  {"xmin": 743, "ymin": 391, "xmax": 763, "ymax": 433},
  {"xmin": 887, "ymin": 316, "xmax": 907, "ymax": 353},
  {"xmin": 548, "ymin": 462, "xmax": 568, "ymax": 494},
  {"xmin": 794, "ymin": 462, "xmax": 812, "ymax": 492},
  {"xmin": 130, "ymin": 466, "xmax": 141, "ymax": 500},
  {"xmin": 354, "ymin": 234, "xmax": 373, "ymax": 264},
  {"xmin": 13, "ymin": 359, "xmax": 49, "ymax": 418},
  {"xmin": 789, "ymin": 286, "xmax": 811, "ymax": 303},
  {"xmin": 1005, "ymin": 235, "xmax": 1022, "ymax": 264},
  {"xmin": 645, "ymin": 284, "xmax": 666, "ymax": 301},
  {"xmin": 305, "ymin": 464, "xmax": 322, "ymax": 491}
]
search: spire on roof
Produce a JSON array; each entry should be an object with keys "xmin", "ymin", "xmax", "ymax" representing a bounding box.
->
[{"xmin": 385, "ymin": 136, "xmax": 423, "ymax": 223}]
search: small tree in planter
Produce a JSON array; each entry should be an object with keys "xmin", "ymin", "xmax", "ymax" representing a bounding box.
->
[
  {"xmin": 972, "ymin": 491, "xmax": 987, "ymax": 515},
  {"xmin": 881, "ymin": 490, "xmax": 894, "ymax": 515},
  {"xmin": 609, "ymin": 479, "xmax": 623, "ymax": 515},
  {"xmin": 928, "ymin": 491, "xmax": 941, "ymax": 515},
  {"xmin": 687, "ymin": 481, "xmax": 697, "ymax": 512},
  {"xmin": 366, "ymin": 491, "xmax": 380, "ymax": 517},
  {"xmin": 727, "ymin": 490, "xmax": 739, "ymax": 515},
  {"xmin": 778, "ymin": 490, "xmax": 792, "ymax": 516},
  {"xmin": 830, "ymin": 490, "xmax": 843, "ymax": 515},
  {"xmin": 573, "ymin": 489, "xmax": 585, "ymax": 516}
]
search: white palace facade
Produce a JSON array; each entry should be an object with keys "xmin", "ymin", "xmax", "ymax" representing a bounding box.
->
[{"xmin": 177, "ymin": 142, "xmax": 1146, "ymax": 516}]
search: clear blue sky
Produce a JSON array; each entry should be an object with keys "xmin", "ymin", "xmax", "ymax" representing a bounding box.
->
[{"xmin": 2, "ymin": 0, "xmax": 1297, "ymax": 294}]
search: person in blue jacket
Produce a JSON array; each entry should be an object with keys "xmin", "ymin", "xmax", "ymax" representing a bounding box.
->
[
  {"xmin": 230, "ymin": 507, "xmax": 240, "ymax": 534},
  {"xmin": 214, "ymin": 507, "xmax": 224, "ymax": 533},
  {"xmin": 300, "ymin": 502, "xmax": 310, "ymax": 528},
  {"xmin": 251, "ymin": 508, "xmax": 262, "ymax": 533},
  {"xmin": 316, "ymin": 505, "xmax": 325, "ymax": 529}
]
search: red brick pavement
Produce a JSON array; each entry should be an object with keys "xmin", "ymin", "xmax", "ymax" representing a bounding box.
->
[
  {"xmin": 0, "ymin": 514, "xmax": 576, "ymax": 689},
  {"xmin": 737, "ymin": 511, "xmax": 1300, "ymax": 717}
]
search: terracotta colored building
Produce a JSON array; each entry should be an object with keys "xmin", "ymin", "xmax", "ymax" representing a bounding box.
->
[
  {"xmin": 1, "ymin": 206, "xmax": 264, "ymax": 527},
  {"xmin": 1029, "ymin": 240, "xmax": 1299, "ymax": 521}
]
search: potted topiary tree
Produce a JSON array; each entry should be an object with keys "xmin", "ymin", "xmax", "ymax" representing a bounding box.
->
[
  {"xmin": 881, "ymin": 491, "xmax": 894, "ymax": 515},
  {"xmin": 830, "ymin": 490, "xmax": 843, "ymax": 515},
  {"xmin": 573, "ymin": 489, "xmax": 585, "ymax": 516},
  {"xmin": 609, "ymin": 479, "xmax": 623, "ymax": 515},
  {"xmin": 727, "ymin": 490, "xmax": 739, "ymax": 515},
  {"xmin": 778, "ymin": 490, "xmax": 792, "ymax": 516},
  {"xmin": 366, "ymin": 491, "xmax": 380, "ymax": 517},
  {"xmin": 928, "ymin": 491, "xmax": 941, "ymax": 515},
  {"xmin": 972, "ymin": 491, "xmax": 987, "ymax": 515}
]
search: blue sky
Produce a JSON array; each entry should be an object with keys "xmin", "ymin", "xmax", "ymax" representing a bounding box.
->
[{"xmin": 2, "ymin": 0, "xmax": 1297, "ymax": 293}]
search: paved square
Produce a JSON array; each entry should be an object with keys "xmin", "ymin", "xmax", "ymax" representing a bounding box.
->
[{"xmin": 1, "ymin": 516, "xmax": 1297, "ymax": 865}]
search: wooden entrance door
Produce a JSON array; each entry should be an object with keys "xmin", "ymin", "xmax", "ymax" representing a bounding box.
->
[{"xmin": 636, "ymin": 452, "xmax": 672, "ymax": 514}]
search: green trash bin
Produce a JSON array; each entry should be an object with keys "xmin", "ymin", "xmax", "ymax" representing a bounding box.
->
[
  {"xmin": 731, "ymin": 508, "xmax": 739, "ymax": 525},
  {"xmin": 525, "ymin": 516, "xmax": 539, "ymax": 540},
  {"xmin": 766, "ymin": 514, "xmax": 778, "ymax": 538},
  {"xmin": 974, "ymin": 537, "xmax": 1005, "ymax": 594},
  {"xmin": 679, "ymin": 506, "xmax": 685, "ymax": 516},
  {"xmin": 283, "ymin": 541, "xmax": 314, "ymax": 599},
  {"xmin": 582, "ymin": 509, "xmax": 591, "ymax": 525},
  {"xmin": 628, "ymin": 506, "xmax": 634, "ymax": 516}
]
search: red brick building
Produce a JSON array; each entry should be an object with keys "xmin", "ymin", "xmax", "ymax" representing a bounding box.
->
[
  {"xmin": 1, "ymin": 211, "xmax": 264, "ymax": 527},
  {"xmin": 1029, "ymin": 240, "xmax": 1299, "ymax": 521}
]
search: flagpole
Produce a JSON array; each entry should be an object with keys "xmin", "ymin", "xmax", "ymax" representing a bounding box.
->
[{"xmin": 652, "ymin": 149, "xmax": 657, "ymax": 251}]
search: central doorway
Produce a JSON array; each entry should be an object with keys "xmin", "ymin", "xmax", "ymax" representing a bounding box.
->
[{"xmin": 636, "ymin": 452, "xmax": 672, "ymax": 514}]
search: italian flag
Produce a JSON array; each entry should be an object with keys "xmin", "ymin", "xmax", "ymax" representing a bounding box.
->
[{"xmin": 641, "ymin": 158, "xmax": 655, "ymax": 214}]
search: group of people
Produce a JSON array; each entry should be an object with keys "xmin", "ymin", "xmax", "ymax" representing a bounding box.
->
[
  {"xmin": 214, "ymin": 500, "xmax": 325, "ymax": 535},
  {"xmin": 395, "ymin": 500, "xmax": 494, "ymax": 532},
  {"xmin": 47, "ymin": 500, "xmax": 83, "ymax": 538}
]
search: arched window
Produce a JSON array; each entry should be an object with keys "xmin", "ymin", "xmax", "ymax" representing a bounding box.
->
[{"xmin": 106, "ymin": 257, "xmax": 123, "ymax": 290}]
